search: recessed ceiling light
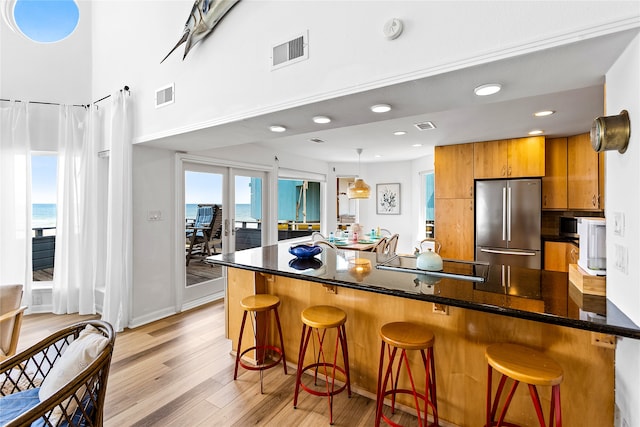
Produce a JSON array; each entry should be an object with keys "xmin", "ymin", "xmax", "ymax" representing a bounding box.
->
[
  {"xmin": 374, "ymin": 154, "xmax": 382, "ymax": 158},
  {"xmin": 412, "ymin": 143, "xmax": 423, "ymax": 147},
  {"xmin": 312, "ymin": 115, "xmax": 331, "ymax": 124},
  {"xmin": 370, "ymin": 104, "xmax": 391, "ymax": 113},
  {"xmin": 269, "ymin": 125, "xmax": 286, "ymax": 133},
  {"xmin": 309, "ymin": 138, "xmax": 325, "ymax": 143},
  {"xmin": 474, "ymin": 83, "xmax": 502, "ymax": 96},
  {"xmin": 393, "ymin": 131, "xmax": 407, "ymax": 136},
  {"xmin": 534, "ymin": 110, "xmax": 555, "ymax": 117},
  {"xmin": 529, "ymin": 129, "xmax": 544, "ymax": 135}
]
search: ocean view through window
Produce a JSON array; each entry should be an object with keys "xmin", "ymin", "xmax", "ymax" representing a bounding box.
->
[{"xmin": 32, "ymin": 154, "xmax": 57, "ymax": 281}]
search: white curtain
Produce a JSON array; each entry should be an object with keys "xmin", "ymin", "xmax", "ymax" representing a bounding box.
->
[
  {"xmin": 102, "ymin": 91, "xmax": 133, "ymax": 332},
  {"xmin": 0, "ymin": 101, "xmax": 32, "ymax": 307},
  {"xmin": 52, "ymin": 105, "xmax": 97, "ymax": 314}
]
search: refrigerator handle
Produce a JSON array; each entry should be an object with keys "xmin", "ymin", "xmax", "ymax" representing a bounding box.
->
[
  {"xmin": 502, "ymin": 188, "xmax": 507, "ymax": 241},
  {"xmin": 507, "ymin": 186, "xmax": 512, "ymax": 242},
  {"xmin": 480, "ymin": 248, "xmax": 537, "ymax": 256},
  {"xmin": 501, "ymin": 265, "xmax": 506, "ymax": 288},
  {"xmin": 507, "ymin": 265, "xmax": 511, "ymax": 289}
]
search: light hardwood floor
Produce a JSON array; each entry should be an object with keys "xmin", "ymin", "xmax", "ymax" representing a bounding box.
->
[{"xmin": 17, "ymin": 301, "xmax": 422, "ymax": 426}]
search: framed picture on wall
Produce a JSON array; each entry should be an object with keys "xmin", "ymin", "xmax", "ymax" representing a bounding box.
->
[{"xmin": 376, "ymin": 183, "xmax": 400, "ymax": 215}]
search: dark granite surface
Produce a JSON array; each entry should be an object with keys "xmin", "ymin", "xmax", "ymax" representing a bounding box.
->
[{"xmin": 206, "ymin": 243, "xmax": 640, "ymax": 340}]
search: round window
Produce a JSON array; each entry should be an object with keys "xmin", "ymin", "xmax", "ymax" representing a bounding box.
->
[{"xmin": 4, "ymin": 0, "xmax": 79, "ymax": 43}]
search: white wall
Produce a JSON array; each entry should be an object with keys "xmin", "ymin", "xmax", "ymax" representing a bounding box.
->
[
  {"xmin": 131, "ymin": 145, "xmax": 177, "ymax": 326},
  {"xmin": 89, "ymin": 1, "xmax": 640, "ymax": 146},
  {"xmin": 605, "ymin": 33, "xmax": 640, "ymax": 427}
]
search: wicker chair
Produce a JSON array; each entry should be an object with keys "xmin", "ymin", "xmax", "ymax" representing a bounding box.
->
[{"xmin": 0, "ymin": 320, "xmax": 115, "ymax": 427}]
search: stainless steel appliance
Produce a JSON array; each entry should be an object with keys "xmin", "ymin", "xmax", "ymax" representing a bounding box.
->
[
  {"xmin": 559, "ymin": 216, "xmax": 579, "ymax": 239},
  {"xmin": 577, "ymin": 217, "xmax": 606, "ymax": 275},
  {"xmin": 475, "ymin": 179, "xmax": 541, "ymax": 269}
]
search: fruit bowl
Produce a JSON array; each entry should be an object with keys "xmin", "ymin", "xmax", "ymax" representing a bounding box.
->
[{"xmin": 288, "ymin": 244, "xmax": 322, "ymax": 259}]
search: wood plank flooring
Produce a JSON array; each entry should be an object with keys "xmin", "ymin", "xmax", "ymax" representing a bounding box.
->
[{"xmin": 17, "ymin": 301, "xmax": 423, "ymax": 426}]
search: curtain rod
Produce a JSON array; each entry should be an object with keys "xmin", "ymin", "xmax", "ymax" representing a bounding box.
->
[{"xmin": 0, "ymin": 85, "xmax": 131, "ymax": 108}]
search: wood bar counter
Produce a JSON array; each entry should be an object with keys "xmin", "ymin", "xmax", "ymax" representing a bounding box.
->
[{"xmin": 207, "ymin": 243, "xmax": 640, "ymax": 426}]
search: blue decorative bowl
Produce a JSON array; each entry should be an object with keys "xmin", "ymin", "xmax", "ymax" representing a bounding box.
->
[
  {"xmin": 289, "ymin": 257, "xmax": 323, "ymax": 271},
  {"xmin": 289, "ymin": 244, "xmax": 322, "ymax": 259}
]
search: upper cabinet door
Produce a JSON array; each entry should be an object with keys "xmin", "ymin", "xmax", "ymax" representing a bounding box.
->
[
  {"xmin": 474, "ymin": 140, "xmax": 508, "ymax": 179},
  {"xmin": 435, "ymin": 143, "xmax": 474, "ymax": 199},
  {"xmin": 568, "ymin": 133, "xmax": 602, "ymax": 210},
  {"xmin": 507, "ymin": 136, "xmax": 545, "ymax": 177},
  {"xmin": 541, "ymin": 137, "xmax": 568, "ymax": 209},
  {"xmin": 474, "ymin": 136, "xmax": 545, "ymax": 179}
]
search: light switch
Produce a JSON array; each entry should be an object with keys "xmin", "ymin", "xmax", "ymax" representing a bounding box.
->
[{"xmin": 613, "ymin": 212, "xmax": 625, "ymax": 236}]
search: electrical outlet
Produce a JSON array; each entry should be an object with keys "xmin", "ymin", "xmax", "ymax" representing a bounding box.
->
[
  {"xmin": 613, "ymin": 212, "xmax": 625, "ymax": 236},
  {"xmin": 433, "ymin": 303, "xmax": 449, "ymax": 315},
  {"xmin": 614, "ymin": 244, "xmax": 628, "ymax": 274}
]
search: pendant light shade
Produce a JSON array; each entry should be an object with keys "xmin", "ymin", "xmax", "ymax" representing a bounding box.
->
[
  {"xmin": 348, "ymin": 178, "xmax": 371, "ymax": 199},
  {"xmin": 347, "ymin": 148, "xmax": 371, "ymax": 199}
]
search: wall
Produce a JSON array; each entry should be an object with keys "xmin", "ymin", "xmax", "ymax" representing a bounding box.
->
[
  {"xmin": 89, "ymin": 1, "xmax": 640, "ymax": 146},
  {"xmin": 605, "ymin": 33, "xmax": 640, "ymax": 427},
  {"xmin": 131, "ymin": 145, "xmax": 178, "ymax": 326}
]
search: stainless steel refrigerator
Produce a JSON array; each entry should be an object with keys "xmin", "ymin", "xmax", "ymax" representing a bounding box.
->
[{"xmin": 475, "ymin": 179, "xmax": 541, "ymax": 269}]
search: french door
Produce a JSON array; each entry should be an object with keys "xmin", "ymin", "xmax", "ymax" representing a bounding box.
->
[{"xmin": 180, "ymin": 160, "xmax": 266, "ymax": 310}]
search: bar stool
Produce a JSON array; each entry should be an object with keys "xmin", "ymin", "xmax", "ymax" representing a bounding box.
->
[
  {"xmin": 375, "ymin": 322, "xmax": 438, "ymax": 427},
  {"xmin": 485, "ymin": 343, "xmax": 563, "ymax": 427},
  {"xmin": 234, "ymin": 294, "xmax": 287, "ymax": 394},
  {"xmin": 293, "ymin": 305, "xmax": 351, "ymax": 425}
]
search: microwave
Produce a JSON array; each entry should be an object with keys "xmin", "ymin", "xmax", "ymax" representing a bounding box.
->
[
  {"xmin": 577, "ymin": 217, "xmax": 606, "ymax": 276},
  {"xmin": 559, "ymin": 216, "xmax": 578, "ymax": 239}
]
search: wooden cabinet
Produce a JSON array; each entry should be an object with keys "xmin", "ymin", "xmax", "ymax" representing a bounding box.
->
[
  {"xmin": 544, "ymin": 241, "xmax": 579, "ymax": 272},
  {"xmin": 568, "ymin": 133, "xmax": 604, "ymax": 210},
  {"xmin": 435, "ymin": 144, "xmax": 474, "ymax": 261},
  {"xmin": 474, "ymin": 136, "xmax": 545, "ymax": 179},
  {"xmin": 542, "ymin": 138, "xmax": 568, "ymax": 209},
  {"xmin": 434, "ymin": 144, "xmax": 474, "ymax": 199},
  {"xmin": 435, "ymin": 198, "xmax": 474, "ymax": 261}
]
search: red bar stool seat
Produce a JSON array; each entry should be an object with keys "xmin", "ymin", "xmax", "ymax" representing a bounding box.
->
[
  {"xmin": 485, "ymin": 343, "xmax": 564, "ymax": 427},
  {"xmin": 234, "ymin": 294, "xmax": 287, "ymax": 394},
  {"xmin": 375, "ymin": 322, "xmax": 438, "ymax": 427},
  {"xmin": 293, "ymin": 305, "xmax": 351, "ymax": 425}
]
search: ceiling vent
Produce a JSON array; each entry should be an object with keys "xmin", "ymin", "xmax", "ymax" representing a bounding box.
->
[
  {"xmin": 272, "ymin": 31, "xmax": 309, "ymax": 70},
  {"xmin": 414, "ymin": 121, "xmax": 436, "ymax": 131},
  {"xmin": 155, "ymin": 83, "xmax": 174, "ymax": 108}
]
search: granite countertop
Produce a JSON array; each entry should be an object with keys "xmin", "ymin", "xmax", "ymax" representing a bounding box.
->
[{"xmin": 206, "ymin": 243, "xmax": 640, "ymax": 340}]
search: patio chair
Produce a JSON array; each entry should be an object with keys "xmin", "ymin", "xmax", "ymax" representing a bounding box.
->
[
  {"xmin": 186, "ymin": 204, "xmax": 217, "ymax": 266},
  {"xmin": 0, "ymin": 284, "xmax": 27, "ymax": 362},
  {"xmin": 0, "ymin": 320, "xmax": 115, "ymax": 427}
]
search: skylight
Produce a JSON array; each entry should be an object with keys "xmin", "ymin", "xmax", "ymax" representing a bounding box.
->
[{"xmin": 4, "ymin": 0, "xmax": 79, "ymax": 43}]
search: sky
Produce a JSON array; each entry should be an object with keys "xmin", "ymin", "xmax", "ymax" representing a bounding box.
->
[
  {"xmin": 13, "ymin": 0, "xmax": 79, "ymax": 43},
  {"xmin": 185, "ymin": 171, "xmax": 252, "ymax": 205},
  {"xmin": 32, "ymin": 154, "xmax": 57, "ymax": 203}
]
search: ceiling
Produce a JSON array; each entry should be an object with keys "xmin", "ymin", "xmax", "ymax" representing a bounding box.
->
[{"xmin": 144, "ymin": 28, "xmax": 639, "ymax": 164}]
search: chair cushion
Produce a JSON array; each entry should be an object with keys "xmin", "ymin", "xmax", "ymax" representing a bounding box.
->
[
  {"xmin": 0, "ymin": 387, "xmax": 41, "ymax": 426},
  {"xmin": 39, "ymin": 325, "xmax": 109, "ymax": 401}
]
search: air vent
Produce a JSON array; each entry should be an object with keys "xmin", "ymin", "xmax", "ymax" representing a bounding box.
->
[
  {"xmin": 272, "ymin": 31, "xmax": 309, "ymax": 70},
  {"xmin": 155, "ymin": 83, "xmax": 174, "ymax": 108},
  {"xmin": 414, "ymin": 121, "xmax": 436, "ymax": 131}
]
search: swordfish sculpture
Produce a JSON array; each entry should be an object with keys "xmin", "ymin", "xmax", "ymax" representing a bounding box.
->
[{"xmin": 160, "ymin": 0, "xmax": 242, "ymax": 63}]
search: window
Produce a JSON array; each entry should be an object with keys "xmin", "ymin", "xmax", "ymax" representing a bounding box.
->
[
  {"xmin": 32, "ymin": 153, "xmax": 57, "ymax": 281},
  {"xmin": 277, "ymin": 179, "xmax": 322, "ymax": 240},
  {"xmin": 4, "ymin": 0, "xmax": 79, "ymax": 43},
  {"xmin": 425, "ymin": 172, "xmax": 435, "ymax": 238}
]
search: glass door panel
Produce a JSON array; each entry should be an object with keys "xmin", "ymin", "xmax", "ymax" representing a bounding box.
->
[
  {"xmin": 183, "ymin": 164, "xmax": 226, "ymax": 305},
  {"xmin": 233, "ymin": 172, "xmax": 263, "ymax": 251}
]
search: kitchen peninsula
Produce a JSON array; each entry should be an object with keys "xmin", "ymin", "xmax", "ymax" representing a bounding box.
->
[{"xmin": 207, "ymin": 243, "xmax": 640, "ymax": 426}]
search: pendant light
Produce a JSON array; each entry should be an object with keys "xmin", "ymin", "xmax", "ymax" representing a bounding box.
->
[{"xmin": 347, "ymin": 148, "xmax": 371, "ymax": 199}]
